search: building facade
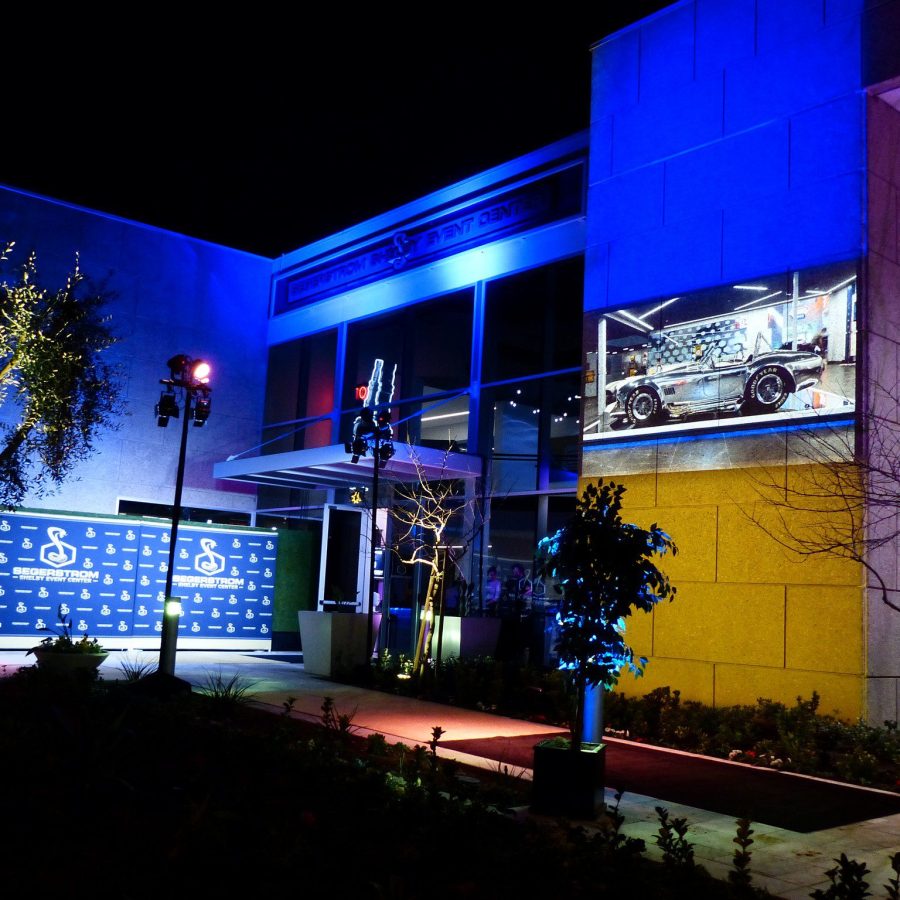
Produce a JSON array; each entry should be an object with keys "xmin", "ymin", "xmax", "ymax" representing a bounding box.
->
[
  {"xmin": 215, "ymin": 134, "xmax": 592, "ymax": 653},
  {"xmin": 581, "ymin": 0, "xmax": 900, "ymax": 723},
  {"xmin": 1, "ymin": 0, "xmax": 898, "ymax": 720}
]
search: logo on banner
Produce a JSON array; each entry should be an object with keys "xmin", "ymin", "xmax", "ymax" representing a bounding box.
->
[
  {"xmin": 13, "ymin": 527, "xmax": 99, "ymax": 583},
  {"xmin": 195, "ymin": 538, "xmax": 225, "ymax": 576},
  {"xmin": 40, "ymin": 527, "xmax": 77, "ymax": 569}
]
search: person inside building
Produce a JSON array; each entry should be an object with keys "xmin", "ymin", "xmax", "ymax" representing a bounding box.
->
[
  {"xmin": 484, "ymin": 566, "xmax": 501, "ymax": 614},
  {"xmin": 767, "ymin": 309, "xmax": 784, "ymax": 350},
  {"xmin": 505, "ymin": 563, "xmax": 532, "ymax": 613}
]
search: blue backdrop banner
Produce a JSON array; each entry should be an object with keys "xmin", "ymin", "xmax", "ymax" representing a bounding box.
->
[{"xmin": 0, "ymin": 511, "xmax": 277, "ymax": 645}]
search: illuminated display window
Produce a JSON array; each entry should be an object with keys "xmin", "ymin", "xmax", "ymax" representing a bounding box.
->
[{"xmin": 582, "ymin": 260, "xmax": 858, "ymax": 443}]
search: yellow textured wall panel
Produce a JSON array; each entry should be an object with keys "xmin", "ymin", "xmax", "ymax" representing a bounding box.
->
[
  {"xmin": 627, "ymin": 505, "xmax": 718, "ymax": 584},
  {"xmin": 654, "ymin": 582, "xmax": 785, "ymax": 666},
  {"xmin": 786, "ymin": 585, "xmax": 865, "ymax": 674},
  {"xmin": 714, "ymin": 664, "xmax": 863, "ymax": 721},
  {"xmin": 784, "ymin": 462, "xmax": 863, "ymax": 513},
  {"xmin": 656, "ymin": 466, "xmax": 785, "ymax": 508},
  {"xmin": 576, "ymin": 460, "xmax": 868, "ymax": 718},
  {"xmin": 622, "ymin": 606, "xmax": 654, "ymax": 658},
  {"xmin": 613, "ymin": 656, "xmax": 715, "ymax": 706},
  {"xmin": 717, "ymin": 503, "xmax": 861, "ymax": 586}
]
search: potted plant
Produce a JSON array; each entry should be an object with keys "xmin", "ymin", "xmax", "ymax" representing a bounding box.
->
[
  {"xmin": 531, "ymin": 481, "xmax": 677, "ymax": 819},
  {"xmin": 27, "ymin": 605, "xmax": 108, "ymax": 675}
]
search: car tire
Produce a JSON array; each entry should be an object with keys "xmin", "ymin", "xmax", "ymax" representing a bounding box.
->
[
  {"xmin": 742, "ymin": 365, "xmax": 790, "ymax": 414},
  {"xmin": 624, "ymin": 386, "xmax": 663, "ymax": 427}
]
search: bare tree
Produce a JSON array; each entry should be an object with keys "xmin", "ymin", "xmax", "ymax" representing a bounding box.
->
[
  {"xmin": 390, "ymin": 444, "xmax": 486, "ymax": 677},
  {"xmin": 745, "ymin": 385, "xmax": 900, "ymax": 614}
]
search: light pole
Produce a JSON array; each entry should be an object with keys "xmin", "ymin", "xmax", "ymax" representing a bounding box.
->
[
  {"xmin": 154, "ymin": 354, "xmax": 212, "ymax": 678},
  {"xmin": 345, "ymin": 406, "xmax": 394, "ymax": 665}
]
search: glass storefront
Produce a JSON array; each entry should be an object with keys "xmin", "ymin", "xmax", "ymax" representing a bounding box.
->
[
  {"xmin": 263, "ymin": 329, "xmax": 338, "ymax": 454},
  {"xmin": 263, "ymin": 257, "xmax": 585, "ymax": 658}
]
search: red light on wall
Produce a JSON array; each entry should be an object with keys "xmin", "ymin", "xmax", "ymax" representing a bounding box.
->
[{"xmin": 355, "ymin": 384, "xmax": 369, "ymax": 401}]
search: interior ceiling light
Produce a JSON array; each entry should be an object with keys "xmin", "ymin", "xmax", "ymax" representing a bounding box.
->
[
  {"xmin": 733, "ymin": 290, "xmax": 784, "ymax": 311},
  {"xmin": 604, "ymin": 312, "xmax": 649, "ymax": 332},
  {"xmin": 824, "ymin": 276, "xmax": 857, "ymax": 294},
  {"xmin": 420, "ymin": 411, "xmax": 469, "ymax": 422},
  {"xmin": 617, "ymin": 309, "xmax": 654, "ymax": 330},
  {"xmin": 642, "ymin": 297, "xmax": 679, "ymax": 316},
  {"xmin": 733, "ymin": 284, "xmax": 770, "ymax": 291}
]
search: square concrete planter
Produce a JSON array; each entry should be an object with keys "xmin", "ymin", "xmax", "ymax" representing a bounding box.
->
[
  {"xmin": 530, "ymin": 739, "xmax": 606, "ymax": 820},
  {"xmin": 298, "ymin": 611, "xmax": 382, "ymax": 677}
]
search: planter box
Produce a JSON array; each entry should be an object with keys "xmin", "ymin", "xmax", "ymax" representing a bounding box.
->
[
  {"xmin": 432, "ymin": 616, "xmax": 502, "ymax": 661},
  {"xmin": 31, "ymin": 650, "xmax": 108, "ymax": 675},
  {"xmin": 298, "ymin": 611, "xmax": 382, "ymax": 677},
  {"xmin": 530, "ymin": 740, "xmax": 606, "ymax": 820}
]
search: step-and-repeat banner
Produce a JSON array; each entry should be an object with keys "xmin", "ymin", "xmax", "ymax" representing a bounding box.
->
[{"xmin": 0, "ymin": 511, "xmax": 278, "ymax": 646}]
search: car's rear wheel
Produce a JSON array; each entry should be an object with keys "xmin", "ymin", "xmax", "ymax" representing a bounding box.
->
[
  {"xmin": 625, "ymin": 386, "xmax": 663, "ymax": 426},
  {"xmin": 742, "ymin": 365, "xmax": 790, "ymax": 415}
]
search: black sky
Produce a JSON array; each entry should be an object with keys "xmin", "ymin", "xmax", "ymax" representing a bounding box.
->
[{"xmin": 3, "ymin": 8, "xmax": 671, "ymax": 258}]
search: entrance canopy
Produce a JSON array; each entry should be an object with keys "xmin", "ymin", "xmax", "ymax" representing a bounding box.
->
[{"xmin": 213, "ymin": 443, "xmax": 482, "ymax": 493}]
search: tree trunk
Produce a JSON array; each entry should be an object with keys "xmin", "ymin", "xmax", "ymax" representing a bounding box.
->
[
  {"xmin": 419, "ymin": 568, "xmax": 443, "ymax": 674},
  {"xmin": 0, "ymin": 421, "xmax": 30, "ymax": 469},
  {"xmin": 412, "ymin": 566, "xmax": 442, "ymax": 678},
  {"xmin": 572, "ymin": 668, "xmax": 586, "ymax": 752}
]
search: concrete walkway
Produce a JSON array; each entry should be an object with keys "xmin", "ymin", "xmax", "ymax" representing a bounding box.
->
[{"xmin": 3, "ymin": 647, "xmax": 898, "ymax": 899}]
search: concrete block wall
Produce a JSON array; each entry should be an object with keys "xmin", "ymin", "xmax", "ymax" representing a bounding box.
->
[
  {"xmin": 864, "ymin": 93, "xmax": 900, "ymax": 723},
  {"xmin": 581, "ymin": 466, "xmax": 866, "ymax": 720},
  {"xmin": 587, "ymin": 0, "xmax": 865, "ymax": 311},
  {"xmin": 0, "ymin": 187, "xmax": 271, "ymax": 517}
]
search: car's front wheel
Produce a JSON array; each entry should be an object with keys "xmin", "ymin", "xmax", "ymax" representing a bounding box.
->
[
  {"xmin": 742, "ymin": 365, "xmax": 790, "ymax": 415},
  {"xmin": 624, "ymin": 386, "xmax": 663, "ymax": 426}
]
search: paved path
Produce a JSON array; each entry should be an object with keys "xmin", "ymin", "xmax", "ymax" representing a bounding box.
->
[{"xmin": 2, "ymin": 647, "xmax": 898, "ymax": 899}]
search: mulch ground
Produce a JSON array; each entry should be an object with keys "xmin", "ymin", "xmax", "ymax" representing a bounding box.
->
[{"xmin": 438, "ymin": 732, "xmax": 900, "ymax": 832}]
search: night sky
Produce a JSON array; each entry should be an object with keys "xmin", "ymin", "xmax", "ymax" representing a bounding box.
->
[{"xmin": 3, "ymin": 7, "xmax": 671, "ymax": 258}]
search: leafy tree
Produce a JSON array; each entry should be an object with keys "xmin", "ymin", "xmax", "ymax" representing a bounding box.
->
[
  {"xmin": 0, "ymin": 242, "xmax": 120, "ymax": 508},
  {"xmin": 536, "ymin": 481, "xmax": 677, "ymax": 748}
]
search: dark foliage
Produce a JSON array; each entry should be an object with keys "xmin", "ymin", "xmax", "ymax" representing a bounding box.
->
[
  {"xmin": 0, "ymin": 244, "xmax": 120, "ymax": 508},
  {"xmin": 0, "ymin": 665, "xmax": 769, "ymax": 899}
]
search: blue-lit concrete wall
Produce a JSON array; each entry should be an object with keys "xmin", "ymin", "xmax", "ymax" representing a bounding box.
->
[
  {"xmin": 0, "ymin": 186, "xmax": 271, "ymax": 517},
  {"xmin": 587, "ymin": 0, "xmax": 865, "ymax": 311}
]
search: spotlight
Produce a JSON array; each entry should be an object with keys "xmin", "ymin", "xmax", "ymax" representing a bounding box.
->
[
  {"xmin": 155, "ymin": 391, "xmax": 180, "ymax": 427},
  {"xmin": 191, "ymin": 359, "xmax": 211, "ymax": 384},
  {"xmin": 378, "ymin": 441, "xmax": 395, "ymax": 468},
  {"xmin": 193, "ymin": 395, "xmax": 211, "ymax": 427},
  {"xmin": 166, "ymin": 354, "xmax": 190, "ymax": 377}
]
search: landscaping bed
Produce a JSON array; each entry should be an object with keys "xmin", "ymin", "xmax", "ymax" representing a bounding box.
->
[
  {"xmin": 366, "ymin": 653, "xmax": 900, "ymax": 795},
  {"xmin": 0, "ymin": 664, "xmax": 771, "ymax": 899}
]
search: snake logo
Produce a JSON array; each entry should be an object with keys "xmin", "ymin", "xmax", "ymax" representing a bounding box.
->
[
  {"xmin": 387, "ymin": 232, "xmax": 414, "ymax": 269},
  {"xmin": 194, "ymin": 538, "xmax": 225, "ymax": 576},
  {"xmin": 39, "ymin": 527, "xmax": 77, "ymax": 569}
]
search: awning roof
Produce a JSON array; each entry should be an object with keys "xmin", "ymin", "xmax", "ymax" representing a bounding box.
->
[{"xmin": 213, "ymin": 443, "xmax": 482, "ymax": 493}]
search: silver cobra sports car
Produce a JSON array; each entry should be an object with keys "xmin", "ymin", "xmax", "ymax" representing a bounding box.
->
[{"xmin": 605, "ymin": 338, "xmax": 825, "ymax": 428}]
